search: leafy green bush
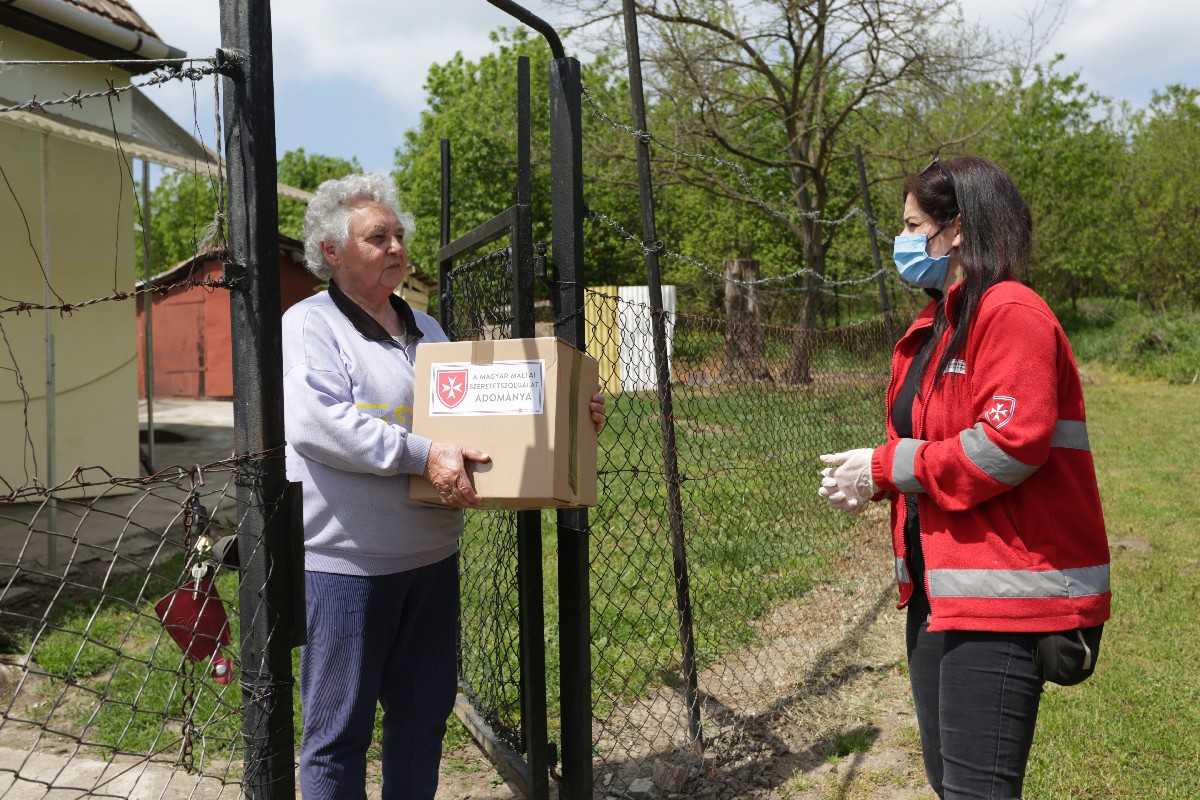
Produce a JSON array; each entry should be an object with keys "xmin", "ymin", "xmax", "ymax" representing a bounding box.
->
[{"xmin": 1056, "ymin": 298, "xmax": 1200, "ymax": 384}]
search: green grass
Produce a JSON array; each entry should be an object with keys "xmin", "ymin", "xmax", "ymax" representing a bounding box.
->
[
  {"xmin": 586, "ymin": 383, "xmax": 883, "ymax": 701},
  {"xmin": 1023, "ymin": 375, "xmax": 1200, "ymax": 798},
  {"xmin": 24, "ymin": 556, "xmax": 244, "ymax": 770},
  {"xmin": 11, "ymin": 341, "xmax": 891, "ymax": 775},
  {"xmin": 830, "ymin": 729, "xmax": 874, "ymax": 757}
]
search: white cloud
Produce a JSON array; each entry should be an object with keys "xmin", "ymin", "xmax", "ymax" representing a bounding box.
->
[
  {"xmin": 1051, "ymin": 0, "xmax": 1200, "ymax": 96},
  {"xmin": 958, "ymin": 0, "xmax": 1200, "ymax": 103},
  {"xmin": 127, "ymin": 0, "xmax": 572, "ymax": 173}
]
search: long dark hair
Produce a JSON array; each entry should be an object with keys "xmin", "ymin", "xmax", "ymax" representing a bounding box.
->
[{"xmin": 904, "ymin": 156, "xmax": 1033, "ymax": 386}]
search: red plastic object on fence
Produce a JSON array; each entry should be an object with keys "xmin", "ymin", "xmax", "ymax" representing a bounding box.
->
[{"xmin": 154, "ymin": 575, "xmax": 234, "ymax": 684}]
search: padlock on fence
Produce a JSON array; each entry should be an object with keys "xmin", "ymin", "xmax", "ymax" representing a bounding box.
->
[{"xmin": 154, "ymin": 565, "xmax": 234, "ymax": 685}]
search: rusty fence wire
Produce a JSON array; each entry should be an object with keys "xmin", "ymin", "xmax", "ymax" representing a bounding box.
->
[
  {"xmin": 0, "ymin": 457, "xmax": 283, "ymax": 799},
  {"xmin": 0, "ymin": 50, "xmax": 289, "ymax": 798}
]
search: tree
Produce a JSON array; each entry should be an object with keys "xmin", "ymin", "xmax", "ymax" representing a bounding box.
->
[
  {"xmin": 970, "ymin": 58, "xmax": 1125, "ymax": 308},
  {"xmin": 395, "ymin": 28, "xmax": 555, "ymax": 278},
  {"xmin": 394, "ymin": 27, "xmax": 646, "ymax": 290},
  {"xmin": 1123, "ymin": 85, "xmax": 1200, "ymax": 307},
  {"xmin": 137, "ymin": 170, "xmax": 220, "ymax": 277},
  {"xmin": 567, "ymin": 0, "xmax": 1051, "ymax": 380},
  {"xmin": 276, "ymin": 148, "xmax": 362, "ymax": 240},
  {"xmin": 138, "ymin": 149, "xmax": 360, "ymax": 278}
]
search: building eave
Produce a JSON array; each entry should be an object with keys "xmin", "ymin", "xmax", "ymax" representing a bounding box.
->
[{"xmin": 1, "ymin": 0, "xmax": 185, "ymax": 74}]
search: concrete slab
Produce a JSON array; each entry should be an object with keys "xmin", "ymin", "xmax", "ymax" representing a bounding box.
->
[
  {"xmin": 2, "ymin": 398, "xmax": 241, "ymax": 617},
  {"xmin": 0, "ymin": 745, "xmax": 241, "ymax": 799}
]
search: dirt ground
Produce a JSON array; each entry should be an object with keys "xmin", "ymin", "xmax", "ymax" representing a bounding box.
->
[{"xmin": 434, "ymin": 610, "xmax": 935, "ymax": 800}]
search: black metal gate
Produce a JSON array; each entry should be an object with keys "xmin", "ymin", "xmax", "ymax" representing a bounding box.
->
[
  {"xmin": 437, "ymin": 3, "xmax": 592, "ymax": 790},
  {"xmin": 438, "ymin": 3, "xmax": 591, "ymax": 795}
]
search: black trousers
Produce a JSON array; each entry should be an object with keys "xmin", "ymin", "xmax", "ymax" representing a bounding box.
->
[{"xmin": 906, "ymin": 595, "xmax": 1044, "ymax": 799}]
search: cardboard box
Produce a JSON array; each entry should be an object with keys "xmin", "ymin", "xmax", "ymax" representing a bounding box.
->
[{"xmin": 410, "ymin": 337, "xmax": 599, "ymax": 510}]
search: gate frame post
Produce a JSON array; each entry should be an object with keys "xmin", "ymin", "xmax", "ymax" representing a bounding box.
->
[
  {"xmin": 437, "ymin": 54, "xmax": 551, "ymax": 800},
  {"xmin": 513, "ymin": 56, "xmax": 551, "ymax": 800},
  {"xmin": 620, "ymin": 0, "xmax": 703, "ymax": 754},
  {"xmin": 548, "ymin": 54, "xmax": 594, "ymax": 800},
  {"xmin": 217, "ymin": 1, "xmax": 298, "ymax": 797}
]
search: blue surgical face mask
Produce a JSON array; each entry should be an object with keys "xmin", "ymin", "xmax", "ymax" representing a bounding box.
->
[{"xmin": 893, "ymin": 233, "xmax": 950, "ymax": 289}]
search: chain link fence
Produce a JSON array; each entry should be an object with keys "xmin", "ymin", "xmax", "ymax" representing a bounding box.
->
[
  {"xmin": 0, "ymin": 35, "xmax": 298, "ymax": 796},
  {"xmin": 0, "ymin": 456, "xmax": 278, "ymax": 798},
  {"xmin": 0, "ymin": 17, "xmax": 920, "ymax": 799},
  {"xmin": 582, "ymin": 289, "xmax": 897, "ymax": 796},
  {"xmin": 440, "ymin": 245, "xmax": 528, "ymax": 758}
]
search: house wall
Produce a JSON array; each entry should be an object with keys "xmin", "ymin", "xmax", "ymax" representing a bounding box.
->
[
  {"xmin": 0, "ymin": 119, "xmax": 139, "ymax": 495},
  {"xmin": 0, "ymin": 29, "xmax": 134, "ymax": 132},
  {"xmin": 399, "ymin": 274, "xmax": 432, "ymax": 314}
]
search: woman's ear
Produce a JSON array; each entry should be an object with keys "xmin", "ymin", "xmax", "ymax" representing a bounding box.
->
[
  {"xmin": 950, "ymin": 214, "xmax": 963, "ymax": 249},
  {"xmin": 320, "ymin": 240, "xmax": 338, "ymax": 270}
]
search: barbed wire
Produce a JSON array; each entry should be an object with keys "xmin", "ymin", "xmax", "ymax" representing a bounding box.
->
[
  {"xmin": 0, "ymin": 160, "xmax": 63, "ymax": 306},
  {"xmin": 1, "ymin": 447, "xmax": 281, "ymax": 504},
  {"xmin": 0, "ymin": 61, "xmax": 219, "ymax": 114},
  {"xmin": 586, "ymin": 206, "xmax": 884, "ymax": 294},
  {"xmin": 0, "ymin": 275, "xmax": 234, "ymax": 319},
  {"xmin": 580, "ymin": 84, "xmax": 870, "ymax": 229}
]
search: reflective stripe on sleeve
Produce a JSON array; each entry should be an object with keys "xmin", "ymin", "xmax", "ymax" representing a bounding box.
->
[
  {"xmin": 928, "ymin": 564, "xmax": 1110, "ymax": 599},
  {"xmin": 895, "ymin": 557, "xmax": 911, "ymax": 584},
  {"xmin": 1051, "ymin": 419, "xmax": 1090, "ymax": 450},
  {"xmin": 960, "ymin": 423, "xmax": 1037, "ymax": 486},
  {"xmin": 892, "ymin": 438, "xmax": 925, "ymax": 494}
]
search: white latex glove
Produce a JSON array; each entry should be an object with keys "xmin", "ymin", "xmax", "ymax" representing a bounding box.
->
[
  {"xmin": 818, "ymin": 449, "xmax": 878, "ymax": 515},
  {"xmin": 818, "ymin": 468, "xmax": 859, "ymax": 513}
]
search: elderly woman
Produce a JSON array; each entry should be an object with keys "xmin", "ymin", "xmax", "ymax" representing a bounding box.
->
[{"xmin": 283, "ymin": 173, "xmax": 603, "ymax": 799}]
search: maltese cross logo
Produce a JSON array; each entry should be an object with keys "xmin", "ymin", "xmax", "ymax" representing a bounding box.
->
[
  {"xmin": 435, "ymin": 369, "xmax": 468, "ymax": 409},
  {"xmin": 984, "ymin": 395, "xmax": 1016, "ymax": 429}
]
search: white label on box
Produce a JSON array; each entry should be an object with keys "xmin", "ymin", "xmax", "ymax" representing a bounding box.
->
[{"xmin": 429, "ymin": 359, "xmax": 545, "ymax": 416}]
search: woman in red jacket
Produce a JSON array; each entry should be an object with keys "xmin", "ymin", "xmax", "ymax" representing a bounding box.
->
[{"xmin": 818, "ymin": 156, "xmax": 1110, "ymax": 799}]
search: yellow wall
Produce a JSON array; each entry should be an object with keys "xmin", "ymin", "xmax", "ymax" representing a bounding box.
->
[
  {"xmin": 398, "ymin": 274, "xmax": 433, "ymax": 315},
  {"xmin": 0, "ymin": 52, "xmax": 139, "ymax": 497},
  {"xmin": 0, "ymin": 29, "xmax": 134, "ymax": 132},
  {"xmin": 584, "ymin": 286, "xmax": 622, "ymax": 396}
]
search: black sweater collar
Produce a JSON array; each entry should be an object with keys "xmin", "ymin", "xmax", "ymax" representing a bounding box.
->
[{"xmin": 328, "ymin": 280, "xmax": 424, "ymax": 344}]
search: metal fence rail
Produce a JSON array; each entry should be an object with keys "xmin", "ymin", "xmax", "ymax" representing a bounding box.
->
[{"xmin": 442, "ymin": 246, "xmax": 526, "ymax": 757}]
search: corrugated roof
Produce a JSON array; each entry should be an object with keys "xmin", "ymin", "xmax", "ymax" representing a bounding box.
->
[{"xmin": 61, "ymin": 0, "xmax": 159, "ymax": 39}]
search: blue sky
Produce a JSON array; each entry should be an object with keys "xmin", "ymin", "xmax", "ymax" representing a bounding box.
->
[{"xmin": 129, "ymin": 0, "xmax": 1200, "ymax": 178}]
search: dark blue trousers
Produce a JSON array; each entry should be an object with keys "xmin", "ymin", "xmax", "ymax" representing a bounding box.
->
[
  {"xmin": 907, "ymin": 597, "xmax": 1044, "ymax": 800},
  {"xmin": 299, "ymin": 554, "xmax": 459, "ymax": 800}
]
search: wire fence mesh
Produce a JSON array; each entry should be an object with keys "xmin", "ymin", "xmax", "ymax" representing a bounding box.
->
[
  {"xmin": 0, "ymin": 43, "xmax": 273, "ymax": 798},
  {"xmin": 581, "ymin": 290, "xmax": 897, "ymax": 796},
  {"xmin": 440, "ymin": 244, "xmax": 528, "ymax": 759},
  {"xmin": 0, "ymin": 457, "xmax": 269, "ymax": 799}
]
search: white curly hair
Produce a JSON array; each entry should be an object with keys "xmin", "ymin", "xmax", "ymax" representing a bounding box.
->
[{"xmin": 302, "ymin": 172, "xmax": 416, "ymax": 279}]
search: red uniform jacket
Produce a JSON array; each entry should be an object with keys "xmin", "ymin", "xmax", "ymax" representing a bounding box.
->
[{"xmin": 871, "ymin": 280, "xmax": 1111, "ymax": 633}]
